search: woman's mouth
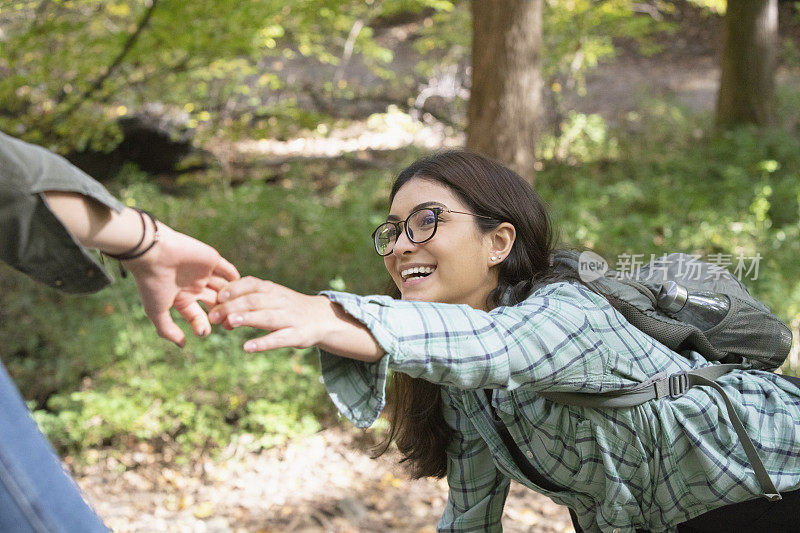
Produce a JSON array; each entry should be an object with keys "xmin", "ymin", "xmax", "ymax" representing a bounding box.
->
[{"xmin": 400, "ymin": 266, "xmax": 436, "ymax": 284}]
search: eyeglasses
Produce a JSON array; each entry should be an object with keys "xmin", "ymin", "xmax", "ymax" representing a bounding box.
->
[{"xmin": 371, "ymin": 206, "xmax": 496, "ymax": 256}]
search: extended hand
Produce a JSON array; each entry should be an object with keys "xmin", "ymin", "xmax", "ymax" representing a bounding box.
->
[
  {"xmin": 208, "ymin": 277, "xmax": 384, "ymax": 362},
  {"xmin": 124, "ymin": 223, "xmax": 240, "ymax": 346}
]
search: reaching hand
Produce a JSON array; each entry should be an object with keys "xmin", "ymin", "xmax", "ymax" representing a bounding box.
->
[
  {"xmin": 207, "ymin": 277, "xmax": 383, "ymax": 362},
  {"xmin": 124, "ymin": 223, "xmax": 240, "ymax": 347}
]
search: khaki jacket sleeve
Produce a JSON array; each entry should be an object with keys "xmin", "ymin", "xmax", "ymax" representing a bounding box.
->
[{"xmin": 0, "ymin": 131, "xmax": 125, "ymax": 293}]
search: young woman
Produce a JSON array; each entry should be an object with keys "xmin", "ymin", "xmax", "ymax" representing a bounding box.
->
[{"xmin": 208, "ymin": 150, "xmax": 800, "ymax": 532}]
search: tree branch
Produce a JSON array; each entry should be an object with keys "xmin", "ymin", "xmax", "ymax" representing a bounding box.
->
[{"xmin": 57, "ymin": 0, "xmax": 160, "ymax": 116}]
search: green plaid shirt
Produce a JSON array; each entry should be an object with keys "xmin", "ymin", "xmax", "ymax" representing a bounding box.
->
[{"xmin": 318, "ymin": 282, "xmax": 800, "ymax": 532}]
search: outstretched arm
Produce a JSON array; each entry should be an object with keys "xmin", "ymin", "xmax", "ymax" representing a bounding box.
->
[
  {"xmin": 44, "ymin": 191, "xmax": 239, "ymax": 346},
  {"xmin": 208, "ymin": 276, "xmax": 383, "ymax": 361},
  {"xmin": 210, "ymin": 278, "xmax": 619, "ymax": 394}
]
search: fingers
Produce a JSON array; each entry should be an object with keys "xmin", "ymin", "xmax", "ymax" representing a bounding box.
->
[
  {"xmin": 243, "ymin": 329, "xmax": 306, "ymax": 353},
  {"xmin": 217, "ymin": 276, "xmax": 271, "ymax": 303},
  {"xmin": 214, "ymin": 256, "xmax": 240, "ymax": 282},
  {"xmin": 212, "ymin": 298, "xmax": 281, "ymax": 331},
  {"xmin": 207, "ymin": 275, "xmax": 230, "ymax": 292},
  {"xmin": 175, "ymin": 299, "xmax": 212, "ymax": 337},
  {"xmin": 150, "ymin": 310, "xmax": 187, "ymax": 348},
  {"xmin": 196, "ymin": 287, "xmax": 219, "ymax": 307},
  {"xmin": 223, "ymin": 308, "xmax": 280, "ymax": 330},
  {"xmin": 209, "ymin": 278, "xmax": 272, "ymax": 324}
]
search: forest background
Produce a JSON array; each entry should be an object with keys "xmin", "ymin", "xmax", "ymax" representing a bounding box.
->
[{"xmin": 1, "ymin": 1, "xmax": 800, "ymax": 531}]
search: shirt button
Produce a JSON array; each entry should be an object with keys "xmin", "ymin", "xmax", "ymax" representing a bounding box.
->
[
  {"xmin": 525, "ymin": 450, "xmax": 534, "ymax": 459},
  {"xmin": 86, "ymin": 268, "xmax": 95, "ymax": 277}
]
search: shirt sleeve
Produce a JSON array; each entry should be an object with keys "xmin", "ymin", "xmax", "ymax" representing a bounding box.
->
[
  {"xmin": 0, "ymin": 131, "xmax": 125, "ymax": 293},
  {"xmin": 318, "ymin": 282, "xmax": 617, "ymax": 427},
  {"xmin": 438, "ymin": 388, "xmax": 509, "ymax": 532}
]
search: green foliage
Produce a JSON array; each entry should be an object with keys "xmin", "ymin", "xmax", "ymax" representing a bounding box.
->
[
  {"xmin": 2, "ymin": 0, "xmax": 686, "ymax": 151},
  {"xmin": 543, "ymin": 0, "xmax": 674, "ymax": 96},
  {"xmin": 5, "ymin": 91, "xmax": 800, "ymax": 459},
  {"xmin": 0, "ymin": 0, "xmax": 452, "ymax": 151},
  {"xmin": 538, "ymin": 91, "xmax": 800, "ymax": 336},
  {"xmin": 6, "ymin": 262, "xmax": 330, "ymax": 456},
  {"xmin": 412, "ymin": 3, "xmax": 468, "ymax": 76},
  {"xmin": 33, "ymin": 336, "xmax": 325, "ymax": 455},
  {"xmin": 782, "ymin": 37, "xmax": 800, "ymax": 70},
  {"xmin": 1, "ymin": 159, "xmax": 401, "ymax": 456},
  {"xmin": 539, "ymin": 111, "xmax": 620, "ymax": 163},
  {"xmin": 686, "ymin": 0, "xmax": 726, "ymax": 14},
  {"xmin": 415, "ymin": 0, "xmax": 674, "ymax": 91},
  {"xmin": 411, "ymin": 0, "xmax": 676, "ymax": 136}
]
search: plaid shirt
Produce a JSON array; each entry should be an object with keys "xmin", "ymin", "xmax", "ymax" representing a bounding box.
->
[{"xmin": 318, "ymin": 282, "xmax": 800, "ymax": 532}]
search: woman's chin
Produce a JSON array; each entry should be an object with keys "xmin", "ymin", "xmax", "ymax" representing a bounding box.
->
[
  {"xmin": 400, "ymin": 287, "xmax": 436, "ymax": 302},
  {"xmin": 400, "ymin": 276, "xmax": 434, "ymax": 301}
]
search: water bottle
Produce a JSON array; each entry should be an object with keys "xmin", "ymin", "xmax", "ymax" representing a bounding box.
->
[{"xmin": 656, "ymin": 281, "xmax": 731, "ymax": 331}]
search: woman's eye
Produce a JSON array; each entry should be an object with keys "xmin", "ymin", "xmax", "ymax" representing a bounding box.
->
[{"xmin": 420, "ymin": 214, "xmax": 436, "ymax": 226}]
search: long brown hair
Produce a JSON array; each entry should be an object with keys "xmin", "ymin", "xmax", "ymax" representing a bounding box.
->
[{"xmin": 373, "ymin": 150, "xmax": 567, "ymax": 478}]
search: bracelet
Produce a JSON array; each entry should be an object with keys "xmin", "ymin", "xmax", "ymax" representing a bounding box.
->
[
  {"xmin": 103, "ymin": 208, "xmax": 160, "ymax": 261},
  {"xmin": 103, "ymin": 208, "xmax": 146, "ymax": 259}
]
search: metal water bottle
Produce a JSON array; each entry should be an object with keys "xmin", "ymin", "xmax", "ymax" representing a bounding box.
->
[{"xmin": 656, "ymin": 281, "xmax": 731, "ymax": 331}]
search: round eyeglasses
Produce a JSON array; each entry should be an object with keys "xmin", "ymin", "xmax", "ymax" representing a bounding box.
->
[{"xmin": 371, "ymin": 206, "xmax": 497, "ymax": 256}]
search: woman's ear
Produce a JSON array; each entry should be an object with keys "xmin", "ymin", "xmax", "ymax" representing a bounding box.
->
[{"xmin": 487, "ymin": 222, "xmax": 516, "ymax": 265}]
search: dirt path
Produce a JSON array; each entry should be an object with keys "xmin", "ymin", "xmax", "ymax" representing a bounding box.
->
[{"xmin": 76, "ymin": 426, "xmax": 574, "ymax": 533}]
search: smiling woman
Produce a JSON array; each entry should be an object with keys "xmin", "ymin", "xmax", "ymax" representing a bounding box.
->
[
  {"xmin": 379, "ymin": 183, "xmax": 512, "ymax": 310},
  {"xmin": 208, "ymin": 150, "xmax": 800, "ymax": 533}
]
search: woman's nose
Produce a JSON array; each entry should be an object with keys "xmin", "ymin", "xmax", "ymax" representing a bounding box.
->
[{"xmin": 392, "ymin": 226, "xmax": 416, "ymax": 255}]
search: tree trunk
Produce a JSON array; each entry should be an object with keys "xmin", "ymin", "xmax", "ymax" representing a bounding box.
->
[
  {"xmin": 715, "ymin": 0, "xmax": 778, "ymax": 127},
  {"xmin": 466, "ymin": 0, "xmax": 543, "ymax": 185}
]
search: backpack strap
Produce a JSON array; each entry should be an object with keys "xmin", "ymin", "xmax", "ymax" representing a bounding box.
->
[
  {"xmin": 539, "ymin": 364, "xmax": 782, "ymax": 502},
  {"xmin": 482, "ymin": 389, "xmax": 567, "ymax": 493}
]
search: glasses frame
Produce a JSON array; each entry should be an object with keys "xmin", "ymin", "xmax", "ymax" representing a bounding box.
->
[{"xmin": 371, "ymin": 206, "xmax": 497, "ymax": 256}]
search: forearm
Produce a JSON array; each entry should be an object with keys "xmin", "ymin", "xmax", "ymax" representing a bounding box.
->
[
  {"xmin": 43, "ymin": 191, "xmax": 153, "ymax": 256},
  {"xmin": 321, "ymin": 291, "xmax": 523, "ymax": 389},
  {"xmin": 322, "ymin": 288, "xmax": 607, "ymax": 391},
  {"xmin": 316, "ymin": 298, "xmax": 385, "ymax": 362},
  {"xmin": 2, "ymin": 135, "xmax": 238, "ymax": 346},
  {"xmin": 45, "ymin": 191, "xmax": 239, "ymax": 344}
]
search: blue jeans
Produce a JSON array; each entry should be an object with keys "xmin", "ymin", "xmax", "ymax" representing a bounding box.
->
[{"xmin": 0, "ymin": 362, "xmax": 109, "ymax": 532}]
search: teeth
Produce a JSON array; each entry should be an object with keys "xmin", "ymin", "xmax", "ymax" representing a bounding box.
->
[{"xmin": 401, "ymin": 266, "xmax": 435, "ymax": 280}]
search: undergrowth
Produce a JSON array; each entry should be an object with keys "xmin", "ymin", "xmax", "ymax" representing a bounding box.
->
[{"xmin": 2, "ymin": 92, "xmax": 799, "ymax": 460}]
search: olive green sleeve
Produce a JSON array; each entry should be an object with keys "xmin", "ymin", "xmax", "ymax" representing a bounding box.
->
[{"xmin": 0, "ymin": 131, "xmax": 125, "ymax": 293}]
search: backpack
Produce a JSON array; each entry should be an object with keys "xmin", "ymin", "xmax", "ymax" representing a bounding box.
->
[
  {"xmin": 491, "ymin": 250, "xmax": 794, "ymax": 501},
  {"xmin": 550, "ymin": 249, "xmax": 792, "ymax": 371}
]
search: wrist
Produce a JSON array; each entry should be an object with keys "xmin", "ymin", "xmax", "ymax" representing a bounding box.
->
[
  {"xmin": 120, "ymin": 221, "xmax": 170, "ymax": 271},
  {"xmin": 317, "ymin": 296, "xmax": 384, "ymax": 362},
  {"xmin": 103, "ymin": 209, "xmax": 160, "ymax": 260},
  {"xmin": 96, "ymin": 207, "xmax": 152, "ymax": 255}
]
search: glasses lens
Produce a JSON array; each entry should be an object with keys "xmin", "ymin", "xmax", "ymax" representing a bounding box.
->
[
  {"xmin": 374, "ymin": 223, "xmax": 397, "ymax": 255},
  {"xmin": 408, "ymin": 209, "xmax": 437, "ymax": 243}
]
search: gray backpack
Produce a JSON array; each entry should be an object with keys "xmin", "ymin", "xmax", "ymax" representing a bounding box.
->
[
  {"xmin": 550, "ymin": 250, "xmax": 792, "ymax": 370},
  {"xmin": 534, "ymin": 250, "xmax": 794, "ymax": 500}
]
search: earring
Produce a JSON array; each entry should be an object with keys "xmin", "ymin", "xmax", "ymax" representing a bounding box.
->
[{"xmin": 490, "ymin": 255, "xmax": 498, "ymax": 261}]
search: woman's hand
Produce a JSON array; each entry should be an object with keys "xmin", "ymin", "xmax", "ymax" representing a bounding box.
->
[
  {"xmin": 124, "ymin": 223, "xmax": 240, "ymax": 346},
  {"xmin": 208, "ymin": 277, "xmax": 384, "ymax": 362},
  {"xmin": 42, "ymin": 191, "xmax": 240, "ymax": 347}
]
